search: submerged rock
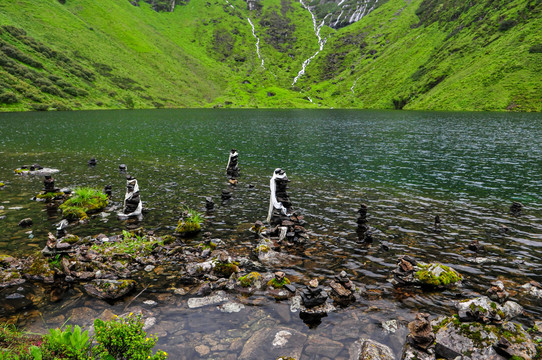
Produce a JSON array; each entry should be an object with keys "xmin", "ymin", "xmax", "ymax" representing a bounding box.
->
[
  {"xmin": 84, "ymin": 279, "xmax": 136, "ymax": 300},
  {"xmin": 238, "ymin": 327, "xmax": 307, "ymax": 360}
]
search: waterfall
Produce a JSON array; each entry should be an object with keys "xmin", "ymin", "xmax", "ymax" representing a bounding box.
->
[
  {"xmin": 292, "ymin": 2, "xmax": 330, "ymax": 85},
  {"xmin": 247, "ymin": 18, "xmax": 265, "ymax": 69}
]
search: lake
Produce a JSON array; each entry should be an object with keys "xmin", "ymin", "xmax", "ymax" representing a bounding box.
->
[{"xmin": 0, "ymin": 109, "xmax": 541, "ymax": 359}]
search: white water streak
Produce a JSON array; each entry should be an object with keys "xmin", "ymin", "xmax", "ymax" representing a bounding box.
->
[
  {"xmin": 333, "ymin": 10, "xmax": 344, "ymax": 27},
  {"xmin": 292, "ymin": 1, "xmax": 329, "ymax": 85},
  {"xmin": 247, "ymin": 18, "xmax": 265, "ymax": 69}
]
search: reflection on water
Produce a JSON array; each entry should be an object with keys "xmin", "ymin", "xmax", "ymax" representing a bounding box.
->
[{"xmin": 0, "ymin": 109, "xmax": 541, "ymax": 359}]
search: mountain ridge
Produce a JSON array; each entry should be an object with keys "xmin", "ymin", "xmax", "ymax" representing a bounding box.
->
[{"xmin": 0, "ymin": 0, "xmax": 540, "ymax": 112}]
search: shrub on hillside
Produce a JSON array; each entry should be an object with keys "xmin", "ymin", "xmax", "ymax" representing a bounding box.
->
[
  {"xmin": 0, "ymin": 92, "xmax": 19, "ymax": 104},
  {"xmin": 529, "ymin": 44, "xmax": 542, "ymax": 53}
]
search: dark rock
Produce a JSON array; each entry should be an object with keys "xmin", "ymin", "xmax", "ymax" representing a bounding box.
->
[
  {"xmin": 104, "ymin": 185, "xmax": 112, "ymax": 198},
  {"xmin": 510, "ymin": 201, "xmax": 523, "ymax": 216},
  {"xmin": 205, "ymin": 196, "xmax": 214, "ymax": 210},
  {"xmin": 300, "ymin": 279, "xmax": 328, "ymax": 308},
  {"xmin": 18, "ymin": 218, "xmax": 33, "ymax": 227},
  {"xmin": 119, "ymin": 164, "xmax": 127, "ymax": 172},
  {"xmin": 221, "ymin": 189, "xmax": 232, "ymax": 200},
  {"xmin": 88, "ymin": 158, "xmax": 97, "ymax": 166}
]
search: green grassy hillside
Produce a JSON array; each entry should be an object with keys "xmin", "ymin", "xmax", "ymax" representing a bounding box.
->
[{"xmin": 0, "ymin": 0, "xmax": 540, "ymax": 111}]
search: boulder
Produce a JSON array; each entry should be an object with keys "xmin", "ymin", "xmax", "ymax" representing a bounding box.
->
[
  {"xmin": 83, "ymin": 279, "xmax": 136, "ymax": 300},
  {"xmin": 456, "ymin": 296, "xmax": 523, "ymax": 323},
  {"xmin": 238, "ymin": 327, "xmax": 307, "ymax": 360},
  {"xmin": 349, "ymin": 338, "xmax": 395, "ymax": 360}
]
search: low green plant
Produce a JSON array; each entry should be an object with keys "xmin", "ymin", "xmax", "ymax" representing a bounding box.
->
[
  {"xmin": 93, "ymin": 314, "xmax": 167, "ymax": 360},
  {"xmin": 267, "ymin": 277, "xmax": 291, "ymax": 289},
  {"xmin": 44, "ymin": 324, "xmax": 90, "ymax": 359},
  {"xmin": 59, "ymin": 187, "xmax": 108, "ymax": 220},
  {"xmin": 91, "ymin": 232, "xmax": 159, "ymax": 256}
]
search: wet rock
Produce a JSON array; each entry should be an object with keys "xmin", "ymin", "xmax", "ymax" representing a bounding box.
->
[
  {"xmin": 468, "ymin": 239, "xmax": 483, "ymax": 251},
  {"xmin": 18, "ymin": 218, "xmax": 33, "ymax": 227},
  {"xmin": 520, "ymin": 281, "xmax": 542, "ymax": 299},
  {"xmin": 187, "ymin": 291, "xmax": 227, "ymax": 308},
  {"xmin": 217, "ymin": 302, "xmax": 245, "ymax": 313},
  {"xmin": 456, "ymin": 296, "xmax": 523, "ymax": 323},
  {"xmin": 195, "ymin": 344, "xmax": 210, "ymax": 356},
  {"xmin": 88, "ymin": 158, "xmax": 97, "ymax": 166},
  {"xmin": 487, "ymin": 280, "xmax": 510, "ymax": 303},
  {"xmin": 238, "ymin": 327, "xmax": 307, "ymax": 360},
  {"xmin": 119, "ymin": 164, "xmax": 127, "ymax": 172},
  {"xmin": 142, "ymin": 316, "xmax": 156, "ymax": 331},
  {"xmin": 348, "ymin": 338, "xmax": 394, "ymax": 360},
  {"xmin": 433, "ymin": 318, "xmax": 536, "ymax": 360},
  {"xmin": 382, "ymin": 319, "xmax": 398, "ymax": 334},
  {"xmin": 83, "ymin": 279, "xmax": 136, "ymax": 300}
]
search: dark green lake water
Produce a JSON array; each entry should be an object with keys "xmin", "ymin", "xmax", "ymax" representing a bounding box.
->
[{"xmin": 0, "ymin": 109, "xmax": 541, "ymax": 359}]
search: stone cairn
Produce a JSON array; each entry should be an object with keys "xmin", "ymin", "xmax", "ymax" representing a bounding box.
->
[
  {"xmin": 205, "ymin": 196, "xmax": 215, "ymax": 211},
  {"xmin": 103, "ymin": 185, "xmax": 112, "ymax": 198},
  {"xmin": 122, "ymin": 176, "xmax": 142, "ymax": 217},
  {"xmin": 43, "ymin": 175, "xmax": 59, "ymax": 193},
  {"xmin": 265, "ymin": 168, "xmax": 308, "ymax": 244},
  {"xmin": 510, "ymin": 201, "xmax": 523, "ymax": 216},
  {"xmin": 299, "ymin": 278, "xmax": 335, "ymax": 326},
  {"xmin": 119, "ymin": 164, "xmax": 127, "ymax": 173},
  {"xmin": 356, "ymin": 204, "xmax": 372, "ymax": 243},
  {"xmin": 226, "ymin": 149, "xmax": 239, "ymax": 184},
  {"xmin": 407, "ymin": 313, "xmax": 435, "ymax": 351},
  {"xmin": 329, "ymin": 270, "xmax": 355, "ymax": 304}
]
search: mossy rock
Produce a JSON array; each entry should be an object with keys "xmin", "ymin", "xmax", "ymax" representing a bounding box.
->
[
  {"xmin": 415, "ymin": 262, "xmax": 462, "ymax": 287},
  {"xmin": 162, "ymin": 234, "xmax": 176, "ymax": 245},
  {"xmin": 200, "ymin": 241, "xmax": 217, "ymax": 251},
  {"xmin": 267, "ymin": 277, "xmax": 291, "ymax": 289},
  {"xmin": 59, "ymin": 187, "xmax": 108, "ymax": 220},
  {"xmin": 36, "ymin": 192, "xmax": 64, "ymax": 200},
  {"xmin": 214, "ymin": 262, "xmax": 239, "ymax": 277},
  {"xmin": 239, "ymin": 272, "xmax": 262, "ymax": 287},
  {"xmin": 84, "ymin": 279, "xmax": 136, "ymax": 300},
  {"xmin": 256, "ymin": 244, "xmax": 271, "ymax": 253},
  {"xmin": 63, "ymin": 234, "xmax": 80, "ymax": 244},
  {"xmin": 14, "ymin": 168, "xmax": 30, "ymax": 174},
  {"xmin": 175, "ymin": 222, "xmax": 201, "ymax": 237},
  {"xmin": 0, "ymin": 182, "xmax": 5, "ymax": 187}
]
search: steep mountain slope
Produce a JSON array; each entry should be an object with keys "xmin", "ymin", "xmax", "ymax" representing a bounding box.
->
[{"xmin": 0, "ymin": 0, "xmax": 540, "ymax": 111}]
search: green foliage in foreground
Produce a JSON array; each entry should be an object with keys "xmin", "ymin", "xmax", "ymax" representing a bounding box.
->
[
  {"xmin": 0, "ymin": 315, "xmax": 167, "ymax": 360},
  {"xmin": 59, "ymin": 187, "xmax": 108, "ymax": 220},
  {"xmin": 0, "ymin": 0, "xmax": 540, "ymax": 111}
]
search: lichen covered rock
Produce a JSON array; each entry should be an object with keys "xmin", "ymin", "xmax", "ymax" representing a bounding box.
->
[{"xmin": 83, "ymin": 279, "xmax": 136, "ymax": 300}]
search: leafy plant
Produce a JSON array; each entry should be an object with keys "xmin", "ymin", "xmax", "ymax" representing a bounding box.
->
[{"xmin": 93, "ymin": 314, "xmax": 167, "ymax": 360}]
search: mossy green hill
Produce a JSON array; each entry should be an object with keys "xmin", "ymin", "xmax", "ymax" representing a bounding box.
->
[{"xmin": 0, "ymin": 0, "xmax": 540, "ymax": 111}]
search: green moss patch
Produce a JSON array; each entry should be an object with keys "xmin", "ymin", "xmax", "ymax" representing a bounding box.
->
[
  {"xmin": 415, "ymin": 262, "xmax": 462, "ymax": 287},
  {"xmin": 213, "ymin": 262, "xmax": 239, "ymax": 278},
  {"xmin": 267, "ymin": 277, "xmax": 291, "ymax": 289},
  {"xmin": 36, "ymin": 191, "xmax": 64, "ymax": 200},
  {"xmin": 239, "ymin": 272, "xmax": 262, "ymax": 287}
]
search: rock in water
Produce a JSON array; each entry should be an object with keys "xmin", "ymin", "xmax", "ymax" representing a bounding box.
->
[
  {"xmin": 348, "ymin": 338, "xmax": 394, "ymax": 360},
  {"xmin": 83, "ymin": 279, "xmax": 136, "ymax": 300}
]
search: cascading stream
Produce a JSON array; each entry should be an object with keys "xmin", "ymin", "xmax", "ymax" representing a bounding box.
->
[
  {"xmin": 223, "ymin": 0, "xmax": 265, "ymax": 71},
  {"xmin": 247, "ymin": 18, "xmax": 265, "ymax": 69},
  {"xmin": 292, "ymin": 2, "xmax": 330, "ymax": 85}
]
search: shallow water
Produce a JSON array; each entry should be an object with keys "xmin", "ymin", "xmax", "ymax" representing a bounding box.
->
[{"xmin": 0, "ymin": 109, "xmax": 541, "ymax": 359}]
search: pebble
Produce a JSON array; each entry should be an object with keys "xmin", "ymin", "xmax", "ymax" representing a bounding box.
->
[
  {"xmin": 144, "ymin": 265, "xmax": 155, "ymax": 272},
  {"xmin": 143, "ymin": 300, "xmax": 158, "ymax": 307},
  {"xmin": 195, "ymin": 345, "xmax": 210, "ymax": 356}
]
